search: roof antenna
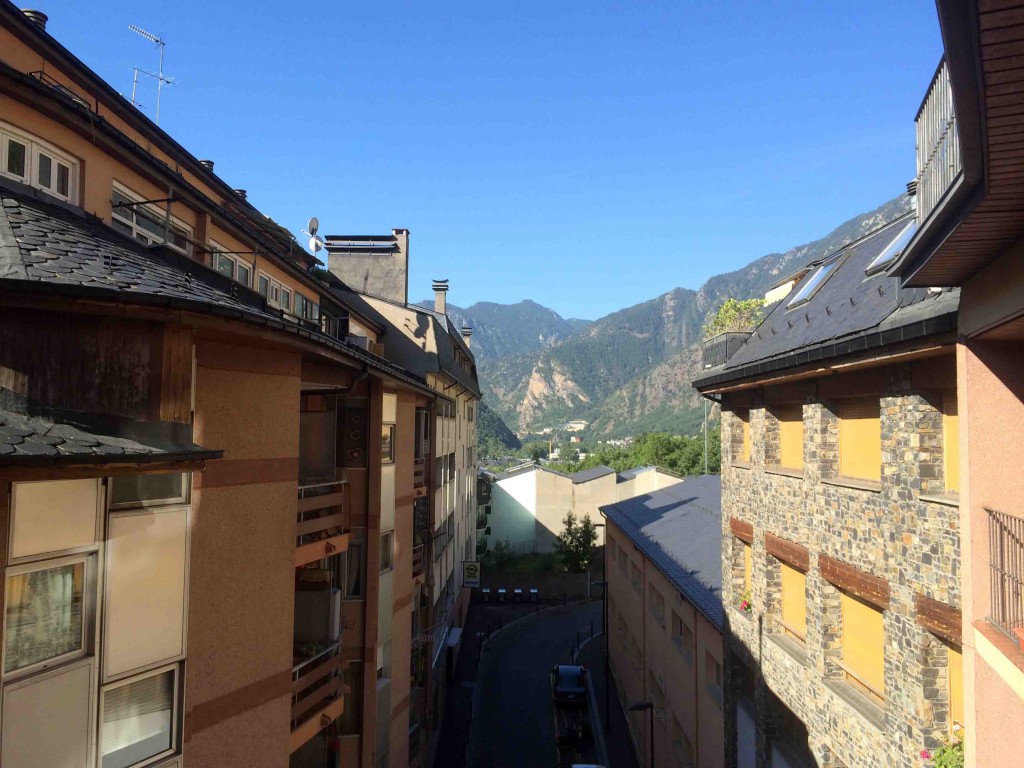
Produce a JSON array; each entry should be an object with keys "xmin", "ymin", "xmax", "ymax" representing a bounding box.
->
[{"xmin": 129, "ymin": 25, "xmax": 175, "ymax": 124}]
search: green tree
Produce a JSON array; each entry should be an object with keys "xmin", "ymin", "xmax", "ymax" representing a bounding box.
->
[
  {"xmin": 554, "ymin": 511, "xmax": 599, "ymax": 573},
  {"xmin": 703, "ymin": 298, "xmax": 765, "ymax": 339}
]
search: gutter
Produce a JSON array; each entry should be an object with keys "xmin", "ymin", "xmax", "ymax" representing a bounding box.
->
[{"xmin": 692, "ymin": 310, "xmax": 958, "ymax": 392}]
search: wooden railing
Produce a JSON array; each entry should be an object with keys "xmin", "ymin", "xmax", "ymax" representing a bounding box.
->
[
  {"xmin": 916, "ymin": 58, "xmax": 962, "ymax": 222},
  {"xmin": 290, "ymin": 641, "xmax": 345, "ymax": 752},
  {"xmin": 296, "ymin": 479, "xmax": 349, "ymax": 568}
]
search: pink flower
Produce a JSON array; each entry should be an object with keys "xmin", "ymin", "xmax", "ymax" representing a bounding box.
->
[{"xmin": 920, "ymin": 749, "xmax": 932, "ymax": 760}]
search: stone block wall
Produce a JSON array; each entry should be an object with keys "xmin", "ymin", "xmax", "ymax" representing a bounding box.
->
[{"xmin": 718, "ymin": 359, "xmax": 962, "ymax": 768}]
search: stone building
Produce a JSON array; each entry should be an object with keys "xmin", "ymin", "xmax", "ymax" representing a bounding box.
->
[
  {"xmin": 694, "ymin": 207, "xmax": 964, "ymax": 768},
  {"xmin": 889, "ymin": 2, "xmax": 1024, "ymax": 764}
]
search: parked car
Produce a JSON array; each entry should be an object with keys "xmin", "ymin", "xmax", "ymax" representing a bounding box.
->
[{"xmin": 550, "ymin": 664, "xmax": 588, "ymax": 706}]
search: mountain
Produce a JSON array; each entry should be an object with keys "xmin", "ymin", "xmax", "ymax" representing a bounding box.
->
[
  {"xmin": 414, "ymin": 299, "xmax": 591, "ymax": 365},
  {"xmin": 477, "ymin": 400, "xmax": 522, "ymax": 457},
  {"xmin": 482, "ymin": 193, "xmax": 912, "ymax": 437}
]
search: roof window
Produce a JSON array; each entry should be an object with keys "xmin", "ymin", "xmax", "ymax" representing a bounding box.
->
[
  {"xmin": 865, "ymin": 219, "xmax": 917, "ymax": 275},
  {"xmin": 787, "ymin": 257, "xmax": 840, "ymax": 308}
]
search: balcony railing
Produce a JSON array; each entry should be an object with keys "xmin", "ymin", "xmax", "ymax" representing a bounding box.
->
[
  {"xmin": 476, "ymin": 539, "xmax": 488, "ymax": 557},
  {"xmin": 476, "ymin": 513, "xmax": 487, "ymax": 530},
  {"xmin": 916, "ymin": 58, "xmax": 962, "ymax": 223},
  {"xmin": 702, "ymin": 332, "xmax": 752, "ymax": 370},
  {"xmin": 413, "ymin": 544, "xmax": 425, "ymax": 583},
  {"xmin": 988, "ymin": 507, "xmax": 1024, "ymax": 649},
  {"xmin": 296, "ymin": 479, "xmax": 350, "ymax": 568},
  {"xmin": 290, "ymin": 640, "xmax": 345, "ymax": 751}
]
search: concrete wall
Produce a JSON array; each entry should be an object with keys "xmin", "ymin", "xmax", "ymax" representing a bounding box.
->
[
  {"xmin": 487, "ymin": 472, "xmax": 537, "ymax": 550},
  {"xmin": 187, "ymin": 340, "xmax": 301, "ymax": 767}
]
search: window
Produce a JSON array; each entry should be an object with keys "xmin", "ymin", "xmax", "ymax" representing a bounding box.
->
[
  {"xmin": 947, "ymin": 641, "xmax": 963, "ymax": 731},
  {"xmin": 1, "ymin": 121, "xmax": 78, "ymax": 202},
  {"xmin": 110, "ymin": 186, "xmax": 193, "ymax": 255},
  {"xmin": 944, "ymin": 391, "xmax": 959, "ymax": 493},
  {"xmin": 742, "ymin": 541, "xmax": 752, "ymax": 594},
  {"xmin": 631, "ymin": 563, "xmax": 642, "ymax": 594},
  {"xmin": 838, "ymin": 397, "xmax": 881, "ymax": 482},
  {"xmin": 208, "ymin": 242, "xmax": 252, "ymax": 288},
  {"xmin": 4, "ymin": 555, "xmax": 91, "ymax": 675},
  {"xmin": 382, "ymin": 424, "xmax": 395, "ymax": 464},
  {"xmin": 294, "ymin": 292, "xmax": 320, "ymax": 321},
  {"xmin": 649, "ymin": 583, "xmax": 666, "ymax": 627},
  {"xmin": 788, "ymin": 257, "xmax": 840, "ymax": 307},
  {"xmin": 776, "ymin": 405, "xmax": 804, "ymax": 471},
  {"xmin": 737, "ymin": 410, "xmax": 751, "ymax": 463},
  {"xmin": 343, "ymin": 531, "xmax": 365, "ymax": 598},
  {"xmin": 340, "ymin": 661, "xmax": 364, "ymax": 734},
  {"xmin": 109, "ymin": 473, "xmax": 188, "ymax": 509},
  {"xmin": 866, "ymin": 219, "xmax": 917, "ymax": 274},
  {"xmin": 705, "ymin": 652, "xmax": 723, "ymax": 706},
  {"xmin": 376, "ymin": 641, "xmax": 391, "ymax": 680},
  {"xmin": 380, "ymin": 531, "xmax": 394, "ymax": 573},
  {"xmin": 10, "ymin": 478, "xmax": 100, "ymax": 560},
  {"xmin": 672, "ymin": 715, "xmax": 695, "ymax": 767},
  {"xmin": 648, "ymin": 669, "xmax": 666, "ymax": 721},
  {"xmin": 280, "ymin": 287, "xmax": 292, "ymax": 312},
  {"xmin": 257, "ymin": 273, "xmax": 270, "ymax": 299},
  {"xmin": 672, "ymin": 611, "xmax": 693, "ymax": 663},
  {"xmin": 780, "ymin": 562, "xmax": 807, "ymax": 642},
  {"xmin": 840, "ymin": 590, "xmax": 885, "ymax": 703},
  {"xmin": 99, "ymin": 664, "xmax": 179, "ymax": 768}
]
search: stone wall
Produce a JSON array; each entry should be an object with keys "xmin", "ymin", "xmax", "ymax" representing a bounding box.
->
[{"xmin": 718, "ymin": 358, "xmax": 962, "ymax": 768}]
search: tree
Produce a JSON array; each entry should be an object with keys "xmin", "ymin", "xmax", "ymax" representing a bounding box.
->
[
  {"xmin": 555, "ymin": 511, "xmax": 599, "ymax": 573},
  {"xmin": 703, "ymin": 298, "xmax": 765, "ymax": 339}
]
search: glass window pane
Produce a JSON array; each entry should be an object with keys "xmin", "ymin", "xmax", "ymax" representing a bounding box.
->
[
  {"xmin": 101, "ymin": 669, "xmax": 175, "ymax": 768},
  {"xmin": 4, "ymin": 561, "xmax": 85, "ymax": 673},
  {"xmin": 6, "ymin": 139, "xmax": 26, "ymax": 177},
  {"xmin": 110, "ymin": 474, "xmax": 186, "ymax": 507},
  {"xmin": 37, "ymin": 153, "xmax": 52, "ymax": 189},
  {"xmin": 57, "ymin": 163, "xmax": 70, "ymax": 196},
  {"xmin": 214, "ymin": 253, "xmax": 234, "ymax": 278},
  {"xmin": 111, "ymin": 191, "xmax": 135, "ymax": 222},
  {"xmin": 236, "ymin": 263, "xmax": 251, "ymax": 287},
  {"xmin": 258, "ymin": 275, "xmax": 270, "ymax": 297},
  {"xmin": 281, "ymin": 289, "xmax": 291, "ymax": 310},
  {"xmin": 110, "ymin": 219, "xmax": 133, "ymax": 236},
  {"xmin": 136, "ymin": 209, "xmax": 166, "ymax": 238}
]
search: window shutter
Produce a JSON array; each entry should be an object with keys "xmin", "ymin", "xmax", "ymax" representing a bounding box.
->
[
  {"xmin": 841, "ymin": 590, "xmax": 885, "ymax": 699},
  {"xmin": 781, "ymin": 563, "xmax": 807, "ymax": 640},
  {"xmin": 839, "ymin": 398, "xmax": 881, "ymax": 481},
  {"xmin": 777, "ymin": 405, "xmax": 804, "ymax": 470},
  {"xmin": 944, "ymin": 392, "xmax": 959, "ymax": 493}
]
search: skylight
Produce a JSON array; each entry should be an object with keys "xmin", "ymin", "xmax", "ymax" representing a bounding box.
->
[
  {"xmin": 866, "ymin": 219, "xmax": 917, "ymax": 274},
  {"xmin": 787, "ymin": 258, "xmax": 839, "ymax": 307}
]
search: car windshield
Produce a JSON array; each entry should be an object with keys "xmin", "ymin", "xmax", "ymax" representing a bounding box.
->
[{"xmin": 558, "ymin": 668, "xmax": 583, "ymax": 688}]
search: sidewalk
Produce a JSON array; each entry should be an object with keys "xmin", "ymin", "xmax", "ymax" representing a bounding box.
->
[
  {"xmin": 578, "ymin": 634, "xmax": 641, "ymax": 768},
  {"xmin": 434, "ymin": 600, "xmax": 542, "ymax": 768}
]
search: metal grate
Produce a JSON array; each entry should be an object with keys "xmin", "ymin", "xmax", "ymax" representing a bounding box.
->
[{"xmin": 988, "ymin": 507, "xmax": 1024, "ymax": 648}]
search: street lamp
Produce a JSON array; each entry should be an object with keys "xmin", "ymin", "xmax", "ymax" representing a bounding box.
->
[
  {"xmin": 590, "ymin": 579, "xmax": 609, "ymax": 731},
  {"xmin": 629, "ymin": 701, "xmax": 654, "ymax": 768}
]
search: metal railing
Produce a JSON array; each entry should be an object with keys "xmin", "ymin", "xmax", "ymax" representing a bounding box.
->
[
  {"xmin": 988, "ymin": 507, "xmax": 1024, "ymax": 648},
  {"xmin": 414, "ymin": 458, "xmax": 427, "ymax": 489},
  {"xmin": 916, "ymin": 58, "xmax": 962, "ymax": 222},
  {"xmin": 476, "ymin": 513, "xmax": 487, "ymax": 530}
]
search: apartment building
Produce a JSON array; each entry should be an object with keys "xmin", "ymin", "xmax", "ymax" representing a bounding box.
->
[
  {"xmin": 694, "ymin": 206, "xmax": 963, "ymax": 768},
  {"xmin": 601, "ymin": 476, "xmax": 726, "ymax": 768},
  {"xmin": 0, "ymin": 6, "xmax": 475, "ymax": 768},
  {"xmin": 323, "ymin": 241, "xmax": 481, "ymax": 768},
  {"xmin": 481, "ymin": 463, "xmax": 681, "ymax": 553},
  {"xmin": 889, "ymin": 2, "xmax": 1024, "ymax": 764}
]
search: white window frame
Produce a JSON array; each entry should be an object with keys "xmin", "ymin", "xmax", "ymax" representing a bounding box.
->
[
  {"xmin": 110, "ymin": 182, "xmax": 193, "ymax": 256},
  {"xmin": 380, "ymin": 530, "xmax": 394, "ymax": 574},
  {"xmin": 2, "ymin": 552, "xmax": 97, "ymax": 680},
  {"xmin": 98, "ymin": 661, "xmax": 181, "ymax": 768},
  {"xmin": 259, "ymin": 271, "xmax": 296, "ymax": 311},
  {"xmin": 0, "ymin": 119, "xmax": 79, "ymax": 203},
  {"xmin": 208, "ymin": 241, "xmax": 253, "ymax": 288}
]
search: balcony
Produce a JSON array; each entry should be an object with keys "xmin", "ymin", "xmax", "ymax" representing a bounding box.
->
[
  {"xmin": 476, "ymin": 513, "xmax": 487, "ymax": 530},
  {"xmin": 476, "ymin": 539, "xmax": 488, "ymax": 557},
  {"xmin": 987, "ymin": 507, "xmax": 1024, "ymax": 649},
  {"xmin": 916, "ymin": 58, "xmax": 962, "ymax": 223},
  {"xmin": 290, "ymin": 641, "xmax": 345, "ymax": 752},
  {"xmin": 702, "ymin": 332, "xmax": 752, "ymax": 370},
  {"xmin": 413, "ymin": 458, "xmax": 428, "ymax": 498},
  {"xmin": 413, "ymin": 544, "xmax": 425, "ymax": 584},
  {"xmin": 296, "ymin": 479, "xmax": 349, "ymax": 568}
]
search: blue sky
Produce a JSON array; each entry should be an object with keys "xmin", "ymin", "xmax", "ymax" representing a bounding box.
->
[{"xmin": 45, "ymin": 1, "xmax": 941, "ymax": 320}]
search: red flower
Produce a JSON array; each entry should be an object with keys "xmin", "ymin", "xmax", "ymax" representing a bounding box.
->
[{"xmin": 920, "ymin": 749, "xmax": 932, "ymax": 760}]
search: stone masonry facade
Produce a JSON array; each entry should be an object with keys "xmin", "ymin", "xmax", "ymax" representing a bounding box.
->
[{"xmin": 719, "ymin": 359, "xmax": 962, "ymax": 768}]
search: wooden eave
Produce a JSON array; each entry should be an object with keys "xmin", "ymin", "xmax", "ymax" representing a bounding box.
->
[{"xmin": 901, "ymin": 0, "xmax": 1024, "ymax": 286}]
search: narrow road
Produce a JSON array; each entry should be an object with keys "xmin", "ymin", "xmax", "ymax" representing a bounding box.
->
[{"xmin": 468, "ymin": 600, "xmax": 602, "ymax": 768}]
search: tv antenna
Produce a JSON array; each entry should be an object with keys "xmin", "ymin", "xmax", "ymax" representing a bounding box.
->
[{"xmin": 129, "ymin": 24, "xmax": 175, "ymax": 124}]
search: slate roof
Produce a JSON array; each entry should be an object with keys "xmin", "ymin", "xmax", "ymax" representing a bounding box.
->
[
  {"xmin": 0, "ymin": 181, "xmax": 434, "ymax": 396},
  {"xmin": 570, "ymin": 465, "xmax": 616, "ymax": 484},
  {"xmin": 694, "ymin": 213, "xmax": 960, "ymax": 388},
  {"xmin": 600, "ymin": 475, "xmax": 724, "ymax": 630},
  {"xmin": 0, "ymin": 389, "xmax": 221, "ymax": 466}
]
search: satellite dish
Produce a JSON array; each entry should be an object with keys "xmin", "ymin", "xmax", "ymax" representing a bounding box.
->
[
  {"xmin": 307, "ymin": 217, "xmax": 319, "ymax": 237},
  {"xmin": 309, "ymin": 235, "xmax": 324, "ymax": 253}
]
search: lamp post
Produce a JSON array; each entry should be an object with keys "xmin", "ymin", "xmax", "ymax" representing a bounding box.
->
[
  {"xmin": 590, "ymin": 579, "xmax": 609, "ymax": 731},
  {"xmin": 629, "ymin": 701, "xmax": 654, "ymax": 768}
]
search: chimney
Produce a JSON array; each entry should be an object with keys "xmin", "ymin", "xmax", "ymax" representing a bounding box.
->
[
  {"xmin": 21, "ymin": 9, "xmax": 47, "ymax": 30},
  {"xmin": 432, "ymin": 279, "xmax": 449, "ymax": 315},
  {"xmin": 199, "ymin": 159, "xmax": 215, "ymax": 171},
  {"xmin": 906, "ymin": 179, "xmax": 919, "ymax": 214},
  {"xmin": 461, "ymin": 325, "xmax": 473, "ymax": 348},
  {"xmin": 234, "ymin": 189, "xmax": 247, "ymax": 200}
]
